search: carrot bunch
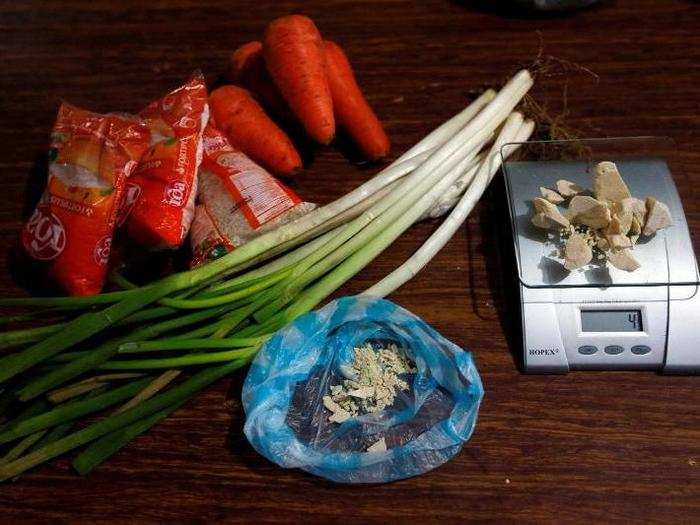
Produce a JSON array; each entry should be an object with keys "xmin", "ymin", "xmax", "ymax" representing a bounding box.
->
[{"xmin": 213, "ymin": 14, "xmax": 390, "ymax": 176}]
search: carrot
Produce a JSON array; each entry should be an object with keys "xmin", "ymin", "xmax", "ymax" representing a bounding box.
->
[
  {"xmin": 263, "ymin": 15, "xmax": 335, "ymax": 145},
  {"xmin": 227, "ymin": 41, "xmax": 289, "ymax": 117},
  {"xmin": 209, "ymin": 86, "xmax": 302, "ymax": 176},
  {"xmin": 323, "ymin": 40, "xmax": 390, "ymax": 161},
  {"xmin": 227, "ymin": 41, "xmax": 262, "ymax": 84}
]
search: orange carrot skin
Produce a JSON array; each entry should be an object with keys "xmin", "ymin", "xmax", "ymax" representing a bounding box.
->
[
  {"xmin": 263, "ymin": 15, "xmax": 335, "ymax": 145},
  {"xmin": 227, "ymin": 41, "xmax": 289, "ymax": 117},
  {"xmin": 227, "ymin": 41, "xmax": 262, "ymax": 84},
  {"xmin": 323, "ymin": 40, "xmax": 390, "ymax": 161},
  {"xmin": 209, "ymin": 86, "xmax": 301, "ymax": 176}
]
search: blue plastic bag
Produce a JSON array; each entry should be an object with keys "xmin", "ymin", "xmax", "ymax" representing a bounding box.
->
[{"xmin": 242, "ymin": 296, "xmax": 484, "ymax": 483}]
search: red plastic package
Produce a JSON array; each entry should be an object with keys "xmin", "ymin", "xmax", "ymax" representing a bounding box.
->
[
  {"xmin": 123, "ymin": 73, "xmax": 209, "ymax": 248},
  {"xmin": 22, "ymin": 103, "xmax": 150, "ymax": 295},
  {"xmin": 190, "ymin": 124, "xmax": 315, "ymax": 267}
]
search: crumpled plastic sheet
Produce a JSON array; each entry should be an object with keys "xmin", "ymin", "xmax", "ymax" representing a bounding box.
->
[{"xmin": 242, "ymin": 296, "xmax": 484, "ymax": 484}]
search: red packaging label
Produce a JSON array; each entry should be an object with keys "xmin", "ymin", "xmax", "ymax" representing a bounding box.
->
[
  {"xmin": 124, "ymin": 73, "xmax": 209, "ymax": 248},
  {"xmin": 201, "ymin": 125, "xmax": 301, "ymax": 229},
  {"xmin": 22, "ymin": 103, "xmax": 149, "ymax": 295},
  {"xmin": 190, "ymin": 125, "xmax": 307, "ymax": 267},
  {"xmin": 22, "ymin": 207, "xmax": 67, "ymax": 261},
  {"xmin": 189, "ymin": 203, "xmax": 236, "ymax": 267},
  {"xmin": 116, "ymin": 182, "xmax": 141, "ymax": 226}
]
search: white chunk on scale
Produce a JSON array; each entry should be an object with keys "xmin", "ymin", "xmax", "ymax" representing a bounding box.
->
[
  {"xmin": 556, "ymin": 179, "xmax": 584, "ymax": 198},
  {"xmin": 563, "ymin": 234, "xmax": 592, "ymax": 270},
  {"xmin": 539, "ymin": 186, "xmax": 565, "ymax": 204},
  {"xmin": 606, "ymin": 233, "xmax": 633, "ymax": 250},
  {"xmin": 607, "ymin": 249, "xmax": 641, "ymax": 272},
  {"xmin": 620, "ymin": 197, "xmax": 647, "ymax": 225},
  {"xmin": 593, "ymin": 161, "xmax": 632, "ymax": 202},
  {"xmin": 528, "ymin": 158, "xmax": 675, "ymax": 275},
  {"xmin": 607, "ymin": 210, "xmax": 633, "ymax": 236},
  {"xmin": 629, "ymin": 215, "xmax": 642, "ymax": 236},
  {"xmin": 567, "ymin": 195, "xmax": 611, "ymax": 229},
  {"xmin": 643, "ymin": 197, "xmax": 673, "ymax": 236},
  {"xmin": 531, "ymin": 198, "xmax": 570, "ymax": 229}
]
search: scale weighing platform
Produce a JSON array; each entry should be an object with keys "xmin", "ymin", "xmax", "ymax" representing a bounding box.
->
[{"xmin": 501, "ymin": 137, "xmax": 700, "ymax": 374}]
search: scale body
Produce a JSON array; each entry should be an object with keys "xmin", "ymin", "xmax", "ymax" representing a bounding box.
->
[{"xmin": 501, "ymin": 138, "xmax": 700, "ymax": 374}]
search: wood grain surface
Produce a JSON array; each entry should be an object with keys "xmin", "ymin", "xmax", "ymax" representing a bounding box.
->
[{"xmin": 1, "ymin": 0, "xmax": 699, "ymax": 522}]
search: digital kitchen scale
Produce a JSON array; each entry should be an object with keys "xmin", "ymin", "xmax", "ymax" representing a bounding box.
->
[{"xmin": 500, "ymin": 137, "xmax": 700, "ymax": 373}]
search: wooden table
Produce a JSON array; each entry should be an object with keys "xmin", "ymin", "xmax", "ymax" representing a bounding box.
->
[{"xmin": 1, "ymin": 0, "xmax": 699, "ymax": 522}]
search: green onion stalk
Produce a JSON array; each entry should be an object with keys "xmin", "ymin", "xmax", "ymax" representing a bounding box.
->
[{"xmin": 0, "ymin": 71, "xmax": 534, "ymax": 481}]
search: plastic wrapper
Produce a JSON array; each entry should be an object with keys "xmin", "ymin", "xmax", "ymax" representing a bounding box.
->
[
  {"xmin": 189, "ymin": 124, "xmax": 315, "ymax": 267},
  {"xmin": 242, "ymin": 296, "xmax": 484, "ymax": 484},
  {"xmin": 22, "ymin": 103, "xmax": 150, "ymax": 295},
  {"xmin": 123, "ymin": 73, "xmax": 209, "ymax": 248}
]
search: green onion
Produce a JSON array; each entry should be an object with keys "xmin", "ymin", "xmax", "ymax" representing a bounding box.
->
[
  {"xmin": 0, "ymin": 312, "xmax": 44, "ymax": 325},
  {"xmin": 0, "ymin": 399, "xmax": 48, "ymax": 435},
  {"xmin": 157, "ymin": 269, "xmax": 290, "ymax": 310},
  {"xmin": 1, "ymin": 430, "xmax": 48, "ymax": 464},
  {"xmin": 0, "ymin": 358, "xmax": 248, "ymax": 481},
  {"xmin": 205, "ymin": 227, "xmax": 341, "ymax": 296},
  {"xmin": 47, "ymin": 381, "xmax": 106, "ymax": 404},
  {"xmin": 116, "ymin": 305, "xmax": 177, "ymax": 326},
  {"xmin": 30, "ymin": 387, "xmax": 110, "ymax": 453},
  {"xmin": 0, "ymin": 286, "xmax": 165, "ymax": 384},
  {"xmin": 107, "ymin": 271, "xmax": 137, "ymax": 290},
  {"xmin": 0, "ymin": 324, "xmax": 65, "ymax": 350},
  {"xmin": 47, "ymin": 373, "xmax": 144, "ymax": 404},
  {"xmin": 73, "ymin": 403, "xmax": 181, "ymax": 475},
  {"xmin": 366, "ymin": 116, "xmax": 534, "ymax": 296},
  {"xmin": 0, "ymin": 377, "xmax": 151, "ymax": 445},
  {"xmin": 99, "ymin": 346, "xmax": 258, "ymax": 370},
  {"xmin": 17, "ymin": 299, "xmax": 252, "ymax": 401},
  {"xmin": 0, "ymin": 289, "xmax": 137, "ymax": 308},
  {"xmin": 31, "ymin": 422, "xmax": 74, "ymax": 453},
  {"xmin": 114, "ymin": 370, "xmax": 181, "ymax": 414},
  {"xmin": 118, "ymin": 336, "xmax": 268, "ymax": 354}
]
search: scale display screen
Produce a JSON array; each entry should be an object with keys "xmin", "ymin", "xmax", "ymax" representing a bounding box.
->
[{"xmin": 581, "ymin": 310, "xmax": 643, "ymax": 332}]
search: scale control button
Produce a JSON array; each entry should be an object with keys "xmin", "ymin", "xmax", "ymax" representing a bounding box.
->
[
  {"xmin": 604, "ymin": 345, "xmax": 625, "ymax": 355},
  {"xmin": 631, "ymin": 345, "xmax": 651, "ymax": 355},
  {"xmin": 578, "ymin": 345, "xmax": 598, "ymax": 355}
]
